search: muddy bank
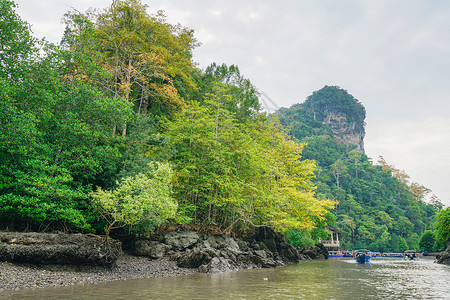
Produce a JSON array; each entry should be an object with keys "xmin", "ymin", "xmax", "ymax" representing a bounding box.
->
[
  {"xmin": 0, "ymin": 232, "xmax": 121, "ymax": 266},
  {"xmin": 0, "ymin": 254, "xmax": 196, "ymax": 291},
  {"xmin": 0, "ymin": 228, "xmax": 327, "ymax": 291}
]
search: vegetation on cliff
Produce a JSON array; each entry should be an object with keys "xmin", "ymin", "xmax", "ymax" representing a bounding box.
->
[
  {"xmin": 277, "ymin": 86, "xmax": 444, "ymax": 252},
  {"xmin": 434, "ymin": 208, "xmax": 450, "ymax": 247},
  {"xmin": 277, "ymin": 86, "xmax": 365, "ymax": 144}
]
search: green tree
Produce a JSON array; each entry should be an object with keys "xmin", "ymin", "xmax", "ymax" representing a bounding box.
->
[
  {"xmin": 63, "ymin": 0, "xmax": 198, "ymax": 125},
  {"xmin": 91, "ymin": 162, "xmax": 177, "ymax": 238},
  {"xmin": 167, "ymin": 93, "xmax": 334, "ymax": 233},
  {"xmin": 418, "ymin": 230, "xmax": 434, "ymax": 252},
  {"xmin": 204, "ymin": 63, "xmax": 261, "ymax": 119},
  {"xmin": 331, "ymin": 159, "xmax": 347, "ymax": 188},
  {"xmin": 0, "ymin": 1, "xmax": 134, "ymax": 231},
  {"xmin": 396, "ymin": 216, "xmax": 414, "ymax": 238},
  {"xmin": 0, "ymin": 0, "xmax": 36, "ymax": 81},
  {"xmin": 434, "ymin": 208, "xmax": 450, "ymax": 247}
]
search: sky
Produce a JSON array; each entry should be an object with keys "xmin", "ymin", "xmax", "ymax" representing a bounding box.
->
[{"xmin": 15, "ymin": 0, "xmax": 450, "ymax": 206}]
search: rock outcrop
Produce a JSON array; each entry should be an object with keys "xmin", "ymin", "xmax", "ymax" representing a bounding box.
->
[
  {"xmin": 299, "ymin": 243, "xmax": 329, "ymax": 259},
  {"xmin": 305, "ymin": 86, "xmax": 366, "ymax": 153},
  {"xmin": 0, "ymin": 229, "xmax": 327, "ymax": 273},
  {"xmin": 322, "ymin": 111, "xmax": 365, "ymax": 153},
  {"xmin": 129, "ymin": 228, "xmax": 325, "ymax": 274},
  {"xmin": 277, "ymin": 86, "xmax": 367, "ymax": 153},
  {"xmin": 436, "ymin": 247, "xmax": 450, "ymax": 265},
  {"xmin": 0, "ymin": 232, "xmax": 122, "ymax": 266}
]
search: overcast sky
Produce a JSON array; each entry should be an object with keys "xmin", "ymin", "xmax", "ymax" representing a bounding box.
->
[{"xmin": 15, "ymin": 0, "xmax": 450, "ymax": 206}]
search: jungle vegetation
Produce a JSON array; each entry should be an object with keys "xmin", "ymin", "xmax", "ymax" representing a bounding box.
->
[
  {"xmin": 277, "ymin": 86, "xmax": 445, "ymax": 252},
  {"xmin": 0, "ymin": 0, "xmax": 445, "ymax": 251},
  {"xmin": 0, "ymin": 0, "xmax": 333, "ymax": 240}
]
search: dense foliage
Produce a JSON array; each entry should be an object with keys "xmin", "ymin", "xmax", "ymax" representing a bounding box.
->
[
  {"xmin": 278, "ymin": 86, "xmax": 365, "ymax": 141},
  {"xmin": 434, "ymin": 208, "xmax": 450, "ymax": 247},
  {"xmin": 2, "ymin": 1, "xmax": 442, "ymax": 250},
  {"xmin": 0, "ymin": 0, "xmax": 333, "ymax": 239},
  {"xmin": 91, "ymin": 162, "xmax": 177, "ymax": 238},
  {"xmin": 277, "ymin": 86, "xmax": 442, "ymax": 252}
]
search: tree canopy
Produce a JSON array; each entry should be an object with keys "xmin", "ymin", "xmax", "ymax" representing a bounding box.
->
[
  {"xmin": 0, "ymin": 0, "xmax": 334, "ymax": 241},
  {"xmin": 277, "ymin": 86, "xmax": 441, "ymax": 252}
]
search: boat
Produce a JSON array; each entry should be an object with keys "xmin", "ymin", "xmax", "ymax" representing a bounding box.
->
[
  {"xmin": 353, "ymin": 249, "xmax": 372, "ymax": 263},
  {"xmin": 343, "ymin": 250, "xmax": 354, "ymax": 257},
  {"xmin": 403, "ymin": 250, "xmax": 419, "ymax": 260},
  {"xmin": 327, "ymin": 250, "xmax": 356, "ymax": 258},
  {"xmin": 381, "ymin": 252, "xmax": 403, "ymax": 258},
  {"xmin": 328, "ymin": 251, "xmax": 344, "ymax": 258},
  {"xmin": 371, "ymin": 252, "xmax": 382, "ymax": 257}
]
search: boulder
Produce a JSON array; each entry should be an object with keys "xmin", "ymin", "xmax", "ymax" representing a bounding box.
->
[
  {"xmin": 198, "ymin": 257, "xmax": 237, "ymax": 273},
  {"xmin": 176, "ymin": 247, "xmax": 218, "ymax": 268},
  {"xmin": 162, "ymin": 227, "xmax": 315, "ymax": 273},
  {"xmin": 164, "ymin": 231, "xmax": 200, "ymax": 250},
  {"xmin": 0, "ymin": 232, "xmax": 122, "ymax": 266},
  {"xmin": 263, "ymin": 238, "xmax": 278, "ymax": 253},
  {"xmin": 218, "ymin": 236, "xmax": 241, "ymax": 253},
  {"xmin": 314, "ymin": 243, "xmax": 329, "ymax": 259},
  {"xmin": 299, "ymin": 243, "xmax": 328, "ymax": 260},
  {"xmin": 132, "ymin": 240, "xmax": 169, "ymax": 259},
  {"xmin": 436, "ymin": 247, "xmax": 450, "ymax": 265},
  {"xmin": 249, "ymin": 253, "xmax": 280, "ymax": 268},
  {"xmin": 277, "ymin": 241, "xmax": 301, "ymax": 262}
]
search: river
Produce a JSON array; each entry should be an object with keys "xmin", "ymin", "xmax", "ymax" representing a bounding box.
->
[{"xmin": 5, "ymin": 257, "xmax": 449, "ymax": 299}]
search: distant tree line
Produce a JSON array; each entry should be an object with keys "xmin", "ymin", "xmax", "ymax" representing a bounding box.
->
[{"xmin": 277, "ymin": 86, "xmax": 446, "ymax": 252}]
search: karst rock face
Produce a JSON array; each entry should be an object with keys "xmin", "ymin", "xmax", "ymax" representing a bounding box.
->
[
  {"xmin": 306, "ymin": 85, "xmax": 366, "ymax": 153},
  {"xmin": 322, "ymin": 110, "xmax": 365, "ymax": 153}
]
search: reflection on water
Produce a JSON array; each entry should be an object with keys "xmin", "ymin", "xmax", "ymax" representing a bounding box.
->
[{"xmin": 5, "ymin": 257, "xmax": 449, "ymax": 299}]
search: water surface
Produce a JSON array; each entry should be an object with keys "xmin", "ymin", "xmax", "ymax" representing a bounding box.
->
[{"xmin": 6, "ymin": 257, "xmax": 449, "ymax": 299}]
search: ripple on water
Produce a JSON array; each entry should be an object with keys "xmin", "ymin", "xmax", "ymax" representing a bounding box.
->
[{"xmin": 4, "ymin": 257, "xmax": 450, "ymax": 300}]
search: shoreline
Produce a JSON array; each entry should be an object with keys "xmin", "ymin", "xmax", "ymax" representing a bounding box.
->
[
  {"xmin": 0, "ymin": 229, "xmax": 328, "ymax": 291},
  {"xmin": 0, "ymin": 254, "xmax": 198, "ymax": 292}
]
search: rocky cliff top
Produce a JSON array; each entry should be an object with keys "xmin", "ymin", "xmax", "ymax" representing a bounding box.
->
[
  {"xmin": 305, "ymin": 86, "xmax": 366, "ymax": 153},
  {"xmin": 278, "ymin": 85, "xmax": 366, "ymax": 153}
]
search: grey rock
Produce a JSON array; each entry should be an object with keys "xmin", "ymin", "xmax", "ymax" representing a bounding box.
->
[
  {"xmin": 254, "ymin": 250, "xmax": 268, "ymax": 258},
  {"xmin": 263, "ymin": 238, "xmax": 278, "ymax": 253},
  {"xmin": 164, "ymin": 231, "xmax": 200, "ymax": 250},
  {"xmin": 436, "ymin": 247, "xmax": 450, "ymax": 265},
  {"xmin": 132, "ymin": 240, "xmax": 169, "ymax": 259},
  {"xmin": 199, "ymin": 257, "xmax": 236, "ymax": 273},
  {"xmin": 249, "ymin": 254, "xmax": 279, "ymax": 268},
  {"xmin": 0, "ymin": 232, "xmax": 122, "ymax": 266},
  {"xmin": 277, "ymin": 241, "xmax": 301, "ymax": 262},
  {"xmin": 236, "ymin": 240, "xmax": 250, "ymax": 251},
  {"xmin": 176, "ymin": 248, "xmax": 218, "ymax": 268},
  {"xmin": 299, "ymin": 243, "xmax": 328, "ymax": 259}
]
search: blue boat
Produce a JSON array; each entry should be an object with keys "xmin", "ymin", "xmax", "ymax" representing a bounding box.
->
[
  {"xmin": 343, "ymin": 250, "xmax": 354, "ymax": 257},
  {"xmin": 328, "ymin": 251, "xmax": 344, "ymax": 258},
  {"xmin": 354, "ymin": 249, "xmax": 372, "ymax": 263}
]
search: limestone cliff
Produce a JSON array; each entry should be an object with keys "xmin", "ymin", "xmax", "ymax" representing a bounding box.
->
[
  {"xmin": 298, "ymin": 85, "xmax": 366, "ymax": 153},
  {"xmin": 276, "ymin": 86, "xmax": 366, "ymax": 152},
  {"xmin": 321, "ymin": 110, "xmax": 365, "ymax": 153}
]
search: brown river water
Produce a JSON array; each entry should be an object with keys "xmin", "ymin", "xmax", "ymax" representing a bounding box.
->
[{"xmin": 5, "ymin": 257, "xmax": 449, "ymax": 299}]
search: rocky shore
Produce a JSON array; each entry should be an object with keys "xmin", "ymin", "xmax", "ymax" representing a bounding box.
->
[
  {"xmin": 436, "ymin": 246, "xmax": 450, "ymax": 265},
  {"xmin": 0, "ymin": 254, "xmax": 196, "ymax": 291},
  {"xmin": 0, "ymin": 228, "xmax": 328, "ymax": 291}
]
